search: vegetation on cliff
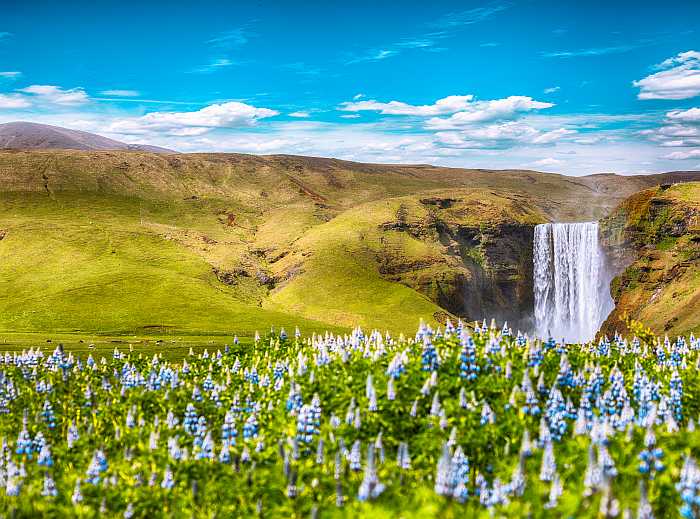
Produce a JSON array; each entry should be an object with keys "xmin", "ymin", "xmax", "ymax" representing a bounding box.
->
[{"xmin": 600, "ymin": 182, "xmax": 700, "ymax": 337}]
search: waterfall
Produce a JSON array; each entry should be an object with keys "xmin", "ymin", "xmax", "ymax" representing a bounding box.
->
[{"xmin": 533, "ymin": 222, "xmax": 614, "ymax": 343}]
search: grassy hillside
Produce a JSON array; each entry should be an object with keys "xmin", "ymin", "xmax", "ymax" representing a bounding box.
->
[
  {"xmin": 0, "ymin": 149, "xmax": 698, "ymax": 337},
  {"xmin": 265, "ymin": 189, "xmax": 544, "ymax": 331},
  {"xmin": 0, "ymin": 193, "xmax": 336, "ymax": 337},
  {"xmin": 600, "ymin": 182, "xmax": 700, "ymax": 337}
]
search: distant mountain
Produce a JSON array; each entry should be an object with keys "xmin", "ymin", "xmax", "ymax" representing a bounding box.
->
[{"xmin": 0, "ymin": 121, "xmax": 175, "ymax": 153}]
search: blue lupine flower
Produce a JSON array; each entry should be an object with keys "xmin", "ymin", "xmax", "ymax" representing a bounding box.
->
[
  {"xmin": 639, "ymin": 430, "xmax": 665, "ymax": 477},
  {"xmin": 161, "ymin": 466, "xmax": 175, "ymax": 490},
  {"xmin": 42, "ymin": 472, "xmax": 58, "ymax": 497},
  {"xmin": 86, "ymin": 449, "xmax": 108, "ymax": 485},
  {"xmin": 421, "ymin": 337, "xmax": 439, "ymax": 372},
  {"xmin": 358, "ymin": 444, "xmax": 385, "ymax": 501},
  {"xmin": 459, "ymin": 333, "xmax": 479, "ymax": 381},
  {"xmin": 670, "ymin": 370, "xmax": 684, "ymax": 423},
  {"xmin": 349, "ymin": 440, "xmax": 362, "ymax": 472},
  {"xmin": 38, "ymin": 442, "xmax": 53, "ymax": 466},
  {"xmin": 544, "ymin": 388, "xmax": 567, "ymax": 441},
  {"xmin": 16, "ymin": 423, "xmax": 33, "ymax": 458},
  {"xmin": 183, "ymin": 403, "xmax": 198, "ymax": 434},
  {"xmin": 41, "ymin": 399, "xmax": 56, "ymax": 429},
  {"xmin": 243, "ymin": 413, "xmax": 258, "ymax": 440}
]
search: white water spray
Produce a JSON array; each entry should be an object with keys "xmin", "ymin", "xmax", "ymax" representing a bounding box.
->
[{"xmin": 533, "ymin": 222, "xmax": 614, "ymax": 343}]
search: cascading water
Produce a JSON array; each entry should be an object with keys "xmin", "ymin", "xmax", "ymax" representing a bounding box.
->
[{"xmin": 533, "ymin": 222, "xmax": 614, "ymax": 343}]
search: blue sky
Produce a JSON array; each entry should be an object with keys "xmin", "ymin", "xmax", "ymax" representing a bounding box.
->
[{"xmin": 1, "ymin": 0, "xmax": 699, "ymax": 175}]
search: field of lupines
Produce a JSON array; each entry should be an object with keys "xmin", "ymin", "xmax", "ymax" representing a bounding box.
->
[{"xmin": 1, "ymin": 320, "xmax": 700, "ymax": 518}]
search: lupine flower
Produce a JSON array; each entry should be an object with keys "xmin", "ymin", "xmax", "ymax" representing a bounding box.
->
[
  {"xmin": 358, "ymin": 444, "xmax": 385, "ymax": 501},
  {"xmin": 41, "ymin": 399, "xmax": 56, "ymax": 429},
  {"xmin": 421, "ymin": 338, "xmax": 439, "ymax": 372},
  {"xmin": 243, "ymin": 414, "xmax": 258, "ymax": 440},
  {"xmin": 16, "ymin": 421, "xmax": 33, "ymax": 457},
  {"xmin": 459, "ymin": 333, "xmax": 479, "ymax": 381},
  {"xmin": 161, "ymin": 466, "xmax": 175, "ymax": 490},
  {"xmin": 42, "ymin": 472, "xmax": 58, "ymax": 497},
  {"xmin": 5, "ymin": 460, "xmax": 23, "ymax": 496},
  {"xmin": 86, "ymin": 449, "xmax": 108, "ymax": 485},
  {"xmin": 539, "ymin": 441, "xmax": 556, "ymax": 482},
  {"xmin": 670, "ymin": 370, "xmax": 684, "ymax": 423},
  {"xmin": 480, "ymin": 402, "xmax": 495, "ymax": 425},
  {"xmin": 38, "ymin": 442, "xmax": 53, "ymax": 466},
  {"xmin": 639, "ymin": 429, "xmax": 665, "ymax": 477},
  {"xmin": 71, "ymin": 478, "xmax": 83, "ymax": 505},
  {"xmin": 397, "ymin": 442, "xmax": 411, "ymax": 470},
  {"xmin": 349, "ymin": 440, "xmax": 362, "ymax": 471},
  {"xmin": 544, "ymin": 473, "xmax": 562, "ymax": 509}
]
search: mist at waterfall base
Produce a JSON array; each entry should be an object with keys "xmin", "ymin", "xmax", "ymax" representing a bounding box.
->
[{"xmin": 533, "ymin": 222, "xmax": 615, "ymax": 343}]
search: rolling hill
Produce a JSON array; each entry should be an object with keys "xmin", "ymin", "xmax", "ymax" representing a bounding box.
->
[{"xmin": 0, "ymin": 142, "xmax": 698, "ymax": 338}]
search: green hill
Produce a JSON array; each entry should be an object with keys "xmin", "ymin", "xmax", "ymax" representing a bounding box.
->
[{"xmin": 1, "ymin": 149, "xmax": 698, "ymax": 339}]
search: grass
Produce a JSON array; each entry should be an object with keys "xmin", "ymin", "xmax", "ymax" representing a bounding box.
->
[
  {"xmin": 0, "ymin": 331, "xmax": 250, "ymax": 362},
  {"xmin": 657, "ymin": 236, "xmax": 678, "ymax": 251},
  {"xmin": 264, "ymin": 198, "xmax": 446, "ymax": 333},
  {"xmin": 0, "ymin": 192, "xmax": 340, "ymax": 337}
]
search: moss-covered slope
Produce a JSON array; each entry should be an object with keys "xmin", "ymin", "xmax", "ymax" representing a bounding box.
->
[{"xmin": 600, "ymin": 182, "xmax": 700, "ymax": 337}]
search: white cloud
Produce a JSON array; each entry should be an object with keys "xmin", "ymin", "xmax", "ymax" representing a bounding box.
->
[
  {"xmin": 532, "ymin": 128, "xmax": 576, "ymax": 144},
  {"xmin": 543, "ymin": 44, "xmax": 640, "ymax": 59},
  {"xmin": 0, "ymin": 71, "xmax": 21, "ymax": 80},
  {"xmin": 663, "ymin": 149, "xmax": 700, "ymax": 160},
  {"xmin": 434, "ymin": 121, "xmax": 574, "ymax": 149},
  {"xmin": 339, "ymin": 95, "xmax": 475, "ymax": 116},
  {"xmin": 573, "ymin": 136, "xmax": 603, "ymax": 145},
  {"xmin": 425, "ymin": 96, "xmax": 553, "ymax": 128},
  {"xmin": 340, "ymin": 114, "xmax": 360, "ymax": 119},
  {"xmin": 353, "ymin": 93, "xmax": 364, "ymax": 100},
  {"xmin": 0, "ymin": 93, "xmax": 31, "ymax": 109},
  {"xmin": 189, "ymin": 58, "xmax": 234, "ymax": 74},
  {"xmin": 100, "ymin": 89, "xmax": 140, "ymax": 97},
  {"xmin": 2, "ymin": 107, "xmax": 677, "ymax": 176},
  {"xmin": 530, "ymin": 158, "xmax": 564, "ymax": 169},
  {"xmin": 107, "ymin": 101, "xmax": 279, "ymax": 135},
  {"xmin": 343, "ymin": 5, "xmax": 509, "ymax": 65},
  {"xmin": 634, "ymin": 51, "xmax": 700, "ymax": 100},
  {"xmin": 346, "ymin": 49, "xmax": 398, "ymax": 64},
  {"xmin": 288, "ymin": 111, "xmax": 310, "ymax": 118},
  {"xmin": 432, "ymin": 4, "xmax": 510, "ymax": 28},
  {"xmin": 666, "ymin": 107, "xmax": 700, "ymax": 123},
  {"xmin": 18, "ymin": 85, "xmax": 89, "ymax": 105},
  {"xmin": 207, "ymin": 28, "xmax": 249, "ymax": 48},
  {"xmin": 639, "ymin": 107, "xmax": 700, "ymax": 149},
  {"xmin": 544, "ymin": 86, "xmax": 560, "ymax": 94}
]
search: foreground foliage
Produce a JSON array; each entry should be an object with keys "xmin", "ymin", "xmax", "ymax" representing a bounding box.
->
[{"xmin": 1, "ymin": 321, "xmax": 700, "ymax": 517}]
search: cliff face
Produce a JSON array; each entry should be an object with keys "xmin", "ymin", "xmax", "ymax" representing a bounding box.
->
[
  {"xmin": 434, "ymin": 222, "xmax": 535, "ymax": 329},
  {"xmin": 372, "ymin": 193, "xmax": 540, "ymax": 331},
  {"xmin": 599, "ymin": 182, "xmax": 700, "ymax": 337}
]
